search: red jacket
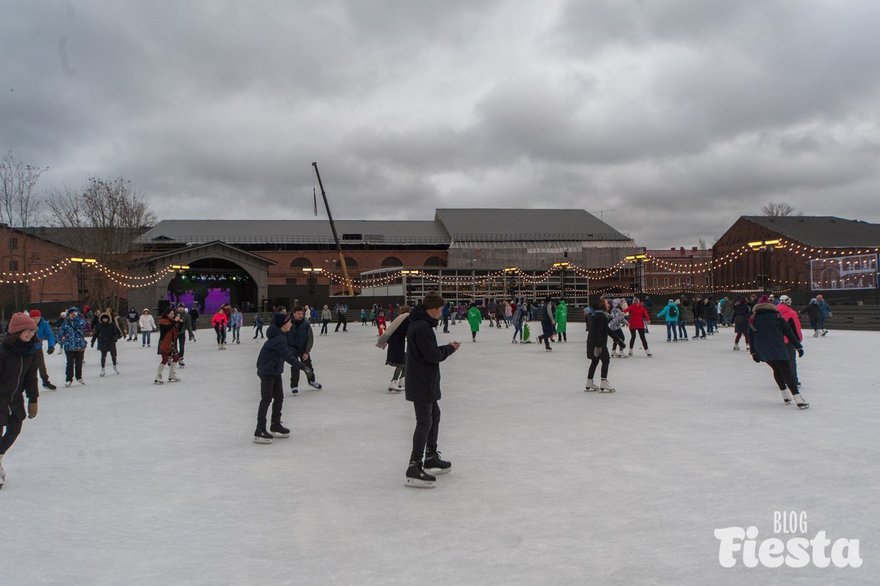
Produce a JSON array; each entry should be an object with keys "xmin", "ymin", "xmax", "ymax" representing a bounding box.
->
[
  {"xmin": 777, "ymin": 303, "xmax": 803, "ymax": 344},
  {"xmin": 624, "ymin": 303, "xmax": 650, "ymax": 329},
  {"xmin": 211, "ymin": 311, "xmax": 228, "ymax": 328}
]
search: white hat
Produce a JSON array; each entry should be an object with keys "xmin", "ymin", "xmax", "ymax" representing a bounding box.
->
[{"xmin": 779, "ymin": 295, "xmax": 792, "ymax": 305}]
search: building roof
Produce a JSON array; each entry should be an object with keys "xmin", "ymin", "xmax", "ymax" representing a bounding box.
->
[
  {"xmin": 434, "ymin": 208, "xmax": 630, "ymax": 242},
  {"xmin": 136, "ymin": 220, "xmax": 451, "ymax": 246},
  {"xmin": 742, "ymin": 216, "xmax": 880, "ymax": 248}
]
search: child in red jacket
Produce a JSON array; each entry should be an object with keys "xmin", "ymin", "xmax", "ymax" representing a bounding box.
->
[{"xmin": 377, "ymin": 311, "xmax": 387, "ymax": 336}]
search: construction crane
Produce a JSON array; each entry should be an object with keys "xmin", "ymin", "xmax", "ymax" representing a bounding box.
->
[{"xmin": 311, "ymin": 162, "xmax": 354, "ymax": 296}]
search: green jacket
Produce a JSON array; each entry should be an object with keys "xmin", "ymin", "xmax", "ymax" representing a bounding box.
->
[
  {"xmin": 555, "ymin": 301, "xmax": 568, "ymax": 332},
  {"xmin": 467, "ymin": 307, "xmax": 482, "ymax": 332}
]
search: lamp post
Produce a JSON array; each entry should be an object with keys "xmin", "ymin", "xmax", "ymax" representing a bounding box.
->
[
  {"xmin": 552, "ymin": 262, "xmax": 571, "ymax": 300},
  {"xmin": 302, "ymin": 267, "xmax": 323, "ymax": 308},
  {"xmin": 70, "ymin": 257, "xmax": 97, "ymax": 305},
  {"xmin": 748, "ymin": 239, "xmax": 782, "ymax": 293},
  {"xmin": 401, "ymin": 270, "xmax": 419, "ymax": 306},
  {"xmin": 624, "ymin": 254, "xmax": 648, "ymax": 296},
  {"xmin": 503, "ymin": 267, "xmax": 518, "ymax": 300}
]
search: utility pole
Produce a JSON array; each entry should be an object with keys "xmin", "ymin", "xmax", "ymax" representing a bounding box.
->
[{"xmin": 312, "ymin": 162, "xmax": 353, "ymax": 296}]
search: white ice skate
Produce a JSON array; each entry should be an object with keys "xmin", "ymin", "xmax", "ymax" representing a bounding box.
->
[
  {"xmin": 113, "ymin": 365, "xmax": 120, "ymax": 375},
  {"xmin": 780, "ymin": 388, "xmax": 793, "ymax": 405},
  {"xmin": 167, "ymin": 364, "xmax": 181, "ymax": 383},
  {"xmin": 599, "ymin": 379, "xmax": 616, "ymax": 393},
  {"xmin": 584, "ymin": 379, "xmax": 600, "ymax": 392},
  {"xmin": 794, "ymin": 394, "xmax": 810, "ymax": 409},
  {"xmin": 100, "ymin": 369, "xmax": 105, "ymax": 377},
  {"xmin": 388, "ymin": 380, "xmax": 401, "ymax": 393},
  {"xmin": 733, "ymin": 344, "xmax": 739, "ymax": 351},
  {"xmin": 154, "ymin": 364, "xmax": 165, "ymax": 385},
  {"xmin": 0, "ymin": 454, "xmax": 6, "ymax": 480}
]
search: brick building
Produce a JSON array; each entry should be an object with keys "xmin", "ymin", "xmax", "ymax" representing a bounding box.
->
[{"xmin": 643, "ymin": 247, "xmax": 713, "ymax": 295}]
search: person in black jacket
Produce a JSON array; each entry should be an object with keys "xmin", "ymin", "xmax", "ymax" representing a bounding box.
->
[
  {"xmin": 404, "ymin": 292, "xmax": 460, "ymax": 488},
  {"xmin": 1, "ymin": 313, "xmax": 41, "ymax": 489},
  {"xmin": 253, "ymin": 313, "xmax": 316, "ymax": 444},
  {"xmin": 749, "ymin": 298, "xmax": 808, "ymax": 409},
  {"xmin": 90, "ymin": 312, "xmax": 121, "ymax": 376},
  {"xmin": 286, "ymin": 306, "xmax": 320, "ymax": 395},
  {"xmin": 376, "ymin": 306, "xmax": 411, "ymax": 393},
  {"xmin": 585, "ymin": 298, "xmax": 614, "ymax": 392}
]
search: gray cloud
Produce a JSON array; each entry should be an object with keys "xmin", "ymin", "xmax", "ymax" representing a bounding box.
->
[{"xmin": 2, "ymin": 0, "xmax": 879, "ymax": 249}]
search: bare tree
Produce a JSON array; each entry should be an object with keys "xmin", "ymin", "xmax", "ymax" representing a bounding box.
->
[
  {"xmin": 48, "ymin": 177, "xmax": 156, "ymax": 311},
  {"xmin": 761, "ymin": 202, "xmax": 796, "ymax": 217},
  {"xmin": 698, "ymin": 238, "xmax": 708, "ymax": 250},
  {"xmin": 0, "ymin": 150, "xmax": 49, "ymax": 311}
]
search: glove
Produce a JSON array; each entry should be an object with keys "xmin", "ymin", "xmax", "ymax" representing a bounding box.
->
[
  {"xmin": 28, "ymin": 402, "xmax": 38, "ymax": 419},
  {"xmin": 751, "ymin": 354, "xmax": 760, "ymax": 363},
  {"xmin": 47, "ymin": 346, "xmax": 55, "ymax": 355},
  {"xmin": 797, "ymin": 347, "xmax": 804, "ymax": 358}
]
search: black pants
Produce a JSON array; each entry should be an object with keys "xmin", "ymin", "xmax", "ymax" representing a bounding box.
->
[
  {"xmin": 411, "ymin": 401, "xmax": 441, "ymax": 462},
  {"xmin": 629, "ymin": 328, "xmax": 648, "ymax": 350},
  {"xmin": 443, "ymin": 315, "xmax": 449, "ymax": 333},
  {"xmin": 320, "ymin": 320, "xmax": 329, "ymax": 335},
  {"xmin": 610, "ymin": 329, "xmax": 626, "ymax": 352},
  {"xmin": 0, "ymin": 411, "xmax": 24, "ymax": 455},
  {"xmin": 257, "ymin": 375, "xmax": 284, "ymax": 428},
  {"xmin": 100, "ymin": 346, "xmax": 118, "ymax": 368},
  {"xmin": 65, "ymin": 350, "xmax": 84, "ymax": 382},
  {"xmin": 588, "ymin": 346, "xmax": 610, "ymax": 379},
  {"xmin": 335, "ymin": 316, "xmax": 347, "ymax": 332},
  {"xmin": 37, "ymin": 349, "xmax": 50, "ymax": 384},
  {"xmin": 786, "ymin": 344, "xmax": 800, "ymax": 385},
  {"xmin": 215, "ymin": 325, "xmax": 226, "ymax": 345},
  {"xmin": 768, "ymin": 360, "xmax": 799, "ymax": 393},
  {"xmin": 289, "ymin": 356, "xmax": 313, "ymax": 388},
  {"xmin": 177, "ymin": 334, "xmax": 186, "ymax": 359}
]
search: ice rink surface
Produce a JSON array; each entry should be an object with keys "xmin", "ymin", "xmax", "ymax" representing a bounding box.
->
[{"xmin": 1, "ymin": 319, "xmax": 877, "ymax": 585}]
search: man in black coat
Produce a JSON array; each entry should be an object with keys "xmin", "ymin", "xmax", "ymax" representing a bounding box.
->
[
  {"xmin": 286, "ymin": 306, "xmax": 319, "ymax": 394},
  {"xmin": 404, "ymin": 292, "xmax": 460, "ymax": 488}
]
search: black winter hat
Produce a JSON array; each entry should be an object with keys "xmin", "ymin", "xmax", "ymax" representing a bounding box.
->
[
  {"xmin": 274, "ymin": 313, "xmax": 291, "ymax": 328},
  {"xmin": 422, "ymin": 291, "xmax": 445, "ymax": 309}
]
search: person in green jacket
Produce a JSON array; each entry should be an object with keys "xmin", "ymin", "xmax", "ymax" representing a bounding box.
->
[
  {"xmin": 555, "ymin": 299, "xmax": 568, "ymax": 342},
  {"xmin": 466, "ymin": 303, "xmax": 482, "ymax": 342}
]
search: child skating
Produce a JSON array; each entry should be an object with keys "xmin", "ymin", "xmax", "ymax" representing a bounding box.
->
[{"xmin": 376, "ymin": 306, "xmax": 411, "ymax": 393}]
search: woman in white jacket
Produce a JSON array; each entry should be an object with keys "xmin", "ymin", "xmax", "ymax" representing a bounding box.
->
[{"xmin": 138, "ymin": 309, "xmax": 157, "ymax": 348}]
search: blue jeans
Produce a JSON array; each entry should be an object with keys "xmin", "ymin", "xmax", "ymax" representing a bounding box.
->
[
  {"xmin": 141, "ymin": 331, "xmax": 151, "ymax": 346},
  {"xmin": 678, "ymin": 319, "xmax": 688, "ymax": 339},
  {"xmin": 694, "ymin": 319, "xmax": 706, "ymax": 338},
  {"xmin": 513, "ymin": 323, "xmax": 523, "ymax": 340},
  {"xmin": 666, "ymin": 322, "xmax": 678, "ymax": 341}
]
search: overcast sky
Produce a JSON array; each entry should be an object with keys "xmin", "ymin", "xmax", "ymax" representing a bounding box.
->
[{"xmin": 3, "ymin": 0, "xmax": 880, "ymax": 248}]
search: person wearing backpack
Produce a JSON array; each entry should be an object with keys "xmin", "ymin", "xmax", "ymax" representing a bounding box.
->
[{"xmin": 656, "ymin": 300, "xmax": 680, "ymax": 342}]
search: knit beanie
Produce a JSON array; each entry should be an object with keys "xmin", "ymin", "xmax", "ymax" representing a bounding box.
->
[
  {"xmin": 274, "ymin": 313, "xmax": 292, "ymax": 328},
  {"xmin": 8, "ymin": 312, "xmax": 38, "ymax": 334},
  {"xmin": 422, "ymin": 291, "xmax": 445, "ymax": 309},
  {"xmin": 29, "ymin": 309, "xmax": 42, "ymax": 319}
]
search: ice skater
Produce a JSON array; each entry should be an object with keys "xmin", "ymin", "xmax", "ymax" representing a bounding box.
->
[
  {"xmin": 749, "ymin": 296, "xmax": 808, "ymax": 409},
  {"xmin": 776, "ymin": 295, "xmax": 803, "ymax": 387},
  {"xmin": 154, "ymin": 307, "xmax": 182, "ymax": 384},
  {"xmin": 733, "ymin": 297, "xmax": 751, "ymax": 350},
  {"xmin": 90, "ymin": 311, "xmax": 121, "ymax": 376},
  {"xmin": 466, "ymin": 303, "xmax": 482, "ymax": 342},
  {"xmin": 0, "ymin": 313, "xmax": 41, "ymax": 489},
  {"xmin": 624, "ymin": 296, "xmax": 651, "ymax": 357},
  {"xmin": 286, "ymin": 306, "xmax": 322, "ymax": 395},
  {"xmin": 537, "ymin": 297, "xmax": 556, "ymax": 351},
  {"xmin": 138, "ymin": 308, "xmax": 156, "ymax": 347},
  {"xmin": 609, "ymin": 298, "xmax": 628, "ymax": 357},
  {"xmin": 377, "ymin": 311, "xmax": 387, "ymax": 337},
  {"xmin": 512, "ymin": 302, "xmax": 525, "ymax": 343},
  {"xmin": 404, "ymin": 292, "xmax": 459, "ymax": 488},
  {"xmin": 555, "ymin": 298, "xmax": 568, "ymax": 342},
  {"xmin": 253, "ymin": 312, "xmax": 315, "ymax": 444},
  {"xmin": 656, "ymin": 300, "xmax": 680, "ymax": 342},
  {"xmin": 59, "ymin": 307, "xmax": 87, "ymax": 387},
  {"xmin": 126, "ymin": 306, "xmax": 139, "ymax": 341},
  {"xmin": 28, "ymin": 310, "xmax": 57, "ymax": 389},
  {"xmin": 175, "ymin": 304, "xmax": 194, "ymax": 366},
  {"xmin": 800, "ymin": 299, "xmax": 822, "ymax": 337},
  {"xmin": 320, "ymin": 305, "xmax": 331, "ymax": 336},
  {"xmin": 585, "ymin": 298, "xmax": 615, "ymax": 392},
  {"xmin": 377, "ymin": 306, "xmax": 411, "ymax": 392},
  {"xmin": 211, "ymin": 307, "xmax": 228, "ymax": 349},
  {"xmin": 230, "ymin": 307, "xmax": 243, "ymax": 344},
  {"xmin": 253, "ymin": 313, "xmax": 265, "ymax": 339}
]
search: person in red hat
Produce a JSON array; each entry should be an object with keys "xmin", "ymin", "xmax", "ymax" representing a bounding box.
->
[
  {"xmin": 1, "ymin": 313, "xmax": 41, "ymax": 489},
  {"xmin": 28, "ymin": 309, "xmax": 57, "ymax": 390}
]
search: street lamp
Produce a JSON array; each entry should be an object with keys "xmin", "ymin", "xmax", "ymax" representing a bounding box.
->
[
  {"xmin": 748, "ymin": 239, "xmax": 783, "ymax": 293},
  {"xmin": 302, "ymin": 267, "xmax": 324, "ymax": 305},
  {"xmin": 70, "ymin": 258, "xmax": 97, "ymax": 304},
  {"xmin": 625, "ymin": 254, "xmax": 648, "ymax": 295},
  {"xmin": 552, "ymin": 262, "xmax": 571, "ymax": 299}
]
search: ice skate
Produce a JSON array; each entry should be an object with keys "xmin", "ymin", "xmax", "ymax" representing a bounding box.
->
[
  {"xmin": 253, "ymin": 428, "xmax": 273, "ymax": 444},
  {"xmin": 100, "ymin": 368, "xmax": 105, "ymax": 377},
  {"xmin": 65, "ymin": 381, "xmax": 73, "ymax": 387},
  {"xmin": 780, "ymin": 388, "xmax": 793, "ymax": 405},
  {"xmin": 167, "ymin": 363, "xmax": 180, "ymax": 383},
  {"xmin": 733, "ymin": 344, "xmax": 739, "ymax": 351},
  {"xmin": 423, "ymin": 451, "xmax": 452, "ymax": 475},
  {"xmin": 628, "ymin": 350, "xmax": 633, "ymax": 356},
  {"xmin": 388, "ymin": 379, "xmax": 401, "ymax": 393},
  {"xmin": 599, "ymin": 379, "xmax": 616, "ymax": 393},
  {"xmin": 584, "ymin": 379, "xmax": 600, "ymax": 392},
  {"xmin": 43, "ymin": 381, "xmax": 57, "ymax": 390},
  {"xmin": 821, "ymin": 330, "xmax": 828, "ymax": 336},
  {"xmin": 113, "ymin": 365, "xmax": 120, "ymax": 375},
  {"xmin": 290, "ymin": 386, "xmax": 299, "ymax": 395},
  {"xmin": 154, "ymin": 364, "xmax": 165, "ymax": 385},
  {"xmin": 270, "ymin": 422, "xmax": 290, "ymax": 438},
  {"xmin": 77, "ymin": 379, "xmax": 85, "ymax": 385},
  {"xmin": 405, "ymin": 461, "xmax": 436, "ymax": 488},
  {"xmin": 0, "ymin": 454, "xmax": 6, "ymax": 480},
  {"xmin": 794, "ymin": 394, "xmax": 810, "ymax": 409},
  {"xmin": 307, "ymin": 379, "xmax": 322, "ymax": 390},
  {"xmin": 813, "ymin": 331, "xmax": 820, "ymax": 338}
]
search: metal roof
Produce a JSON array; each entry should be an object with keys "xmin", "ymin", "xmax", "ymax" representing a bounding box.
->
[
  {"xmin": 434, "ymin": 208, "xmax": 629, "ymax": 242},
  {"xmin": 136, "ymin": 219, "xmax": 451, "ymax": 246},
  {"xmin": 742, "ymin": 216, "xmax": 880, "ymax": 248}
]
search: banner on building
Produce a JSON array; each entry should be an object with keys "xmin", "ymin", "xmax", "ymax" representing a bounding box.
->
[{"xmin": 810, "ymin": 254, "xmax": 879, "ymax": 290}]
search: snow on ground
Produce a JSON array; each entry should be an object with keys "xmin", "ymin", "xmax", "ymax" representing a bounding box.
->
[{"xmin": 1, "ymin": 320, "xmax": 878, "ymax": 585}]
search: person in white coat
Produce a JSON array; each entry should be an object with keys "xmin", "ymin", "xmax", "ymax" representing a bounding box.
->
[{"xmin": 138, "ymin": 308, "xmax": 157, "ymax": 348}]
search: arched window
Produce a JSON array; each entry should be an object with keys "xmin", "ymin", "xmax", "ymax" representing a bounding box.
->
[
  {"xmin": 290, "ymin": 257, "xmax": 312, "ymax": 269},
  {"xmin": 424, "ymin": 256, "xmax": 446, "ymax": 267},
  {"xmin": 381, "ymin": 256, "xmax": 403, "ymax": 268},
  {"xmin": 335, "ymin": 257, "xmax": 359, "ymax": 271},
  {"xmin": 664, "ymin": 277, "xmax": 670, "ymax": 287},
  {"xmin": 675, "ymin": 277, "xmax": 681, "ymax": 287},
  {"xmin": 653, "ymin": 277, "xmax": 658, "ymax": 287}
]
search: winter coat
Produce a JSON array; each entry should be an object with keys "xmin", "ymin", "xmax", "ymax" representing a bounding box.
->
[
  {"xmin": 692, "ymin": 300, "xmax": 704, "ymax": 320},
  {"xmin": 609, "ymin": 301, "xmax": 628, "ymax": 332},
  {"xmin": 749, "ymin": 303, "xmax": 802, "ymax": 362},
  {"xmin": 721, "ymin": 299, "xmax": 735, "ymax": 319},
  {"xmin": 257, "ymin": 325, "xmax": 306, "ymax": 377},
  {"xmin": 377, "ymin": 313, "xmax": 410, "ymax": 366},
  {"xmin": 587, "ymin": 311, "xmax": 611, "ymax": 356},
  {"xmin": 286, "ymin": 318, "xmax": 314, "ymax": 356},
  {"xmin": 177, "ymin": 311, "xmax": 194, "ymax": 337},
  {"xmin": 36, "ymin": 317, "xmax": 56, "ymax": 348},
  {"xmin": 656, "ymin": 302, "xmax": 680, "ymax": 323},
  {"xmin": 817, "ymin": 300, "xmax": 831, "ymax": 319},
  {"xmin": 127, "ymin": 308, "xmax": 139, "ymax": 322},
  {"xmin": 59, "ymin": 315, "xmax": 88, "ymax": 351},
  {"xmin": 702, "ymin": 299, "xmax": 716, "ymax": 320},
  {"xmin": 777, "ymin": 304, "xmax": 803, "ymax": 344},
  {"xmin": 467, "ymin": 307, "xmax": 482, "ymax": 332},
  {"xmin": 624, "ymin": 302, "xmax": 650, "ymax": 330},
  {"xmin": 0, "ymin": 336, "xmax": 39, "ymax": 426},
  {"xmin": 157, "ymin": 316, "xmax": 180, "ymax": 356},
  {"xmin": 210, "ymin": 312, "xmax": 228, "ymax": 328},
  {"xmin": 505, "ymin": 303, "xmax": 513, "ymax": 318},
  {"xmin": 555, "ymin": 301, "xmax": 568, "ymax": 333},
  {"xmin": 138, "ymin": 314, "xmax": 156, "ymax": 332},
  {"xmin": 91, "ymin": 317, "xmax": 121, "ymax": 352},
  {"xmin": 512, "ymin": 305, "xmax": 525, "ymax": 326},
  {"xmin": 230, "ymin": 311, "xmax": 243, "ymax": 328},
  {"xmin": 734, "ymin": 303, "xmax": 751, "ymax": 335},
  {"xmin": 321, "ymin": 309, "xmax": 332, "ymax": 321},
  {"xmin": 404, "ymin": 305, "xmax": 456, "ymax": 403},
  {"xmin": 800, "ymin": 302, "xmax": 820, "ymax": 324}
]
